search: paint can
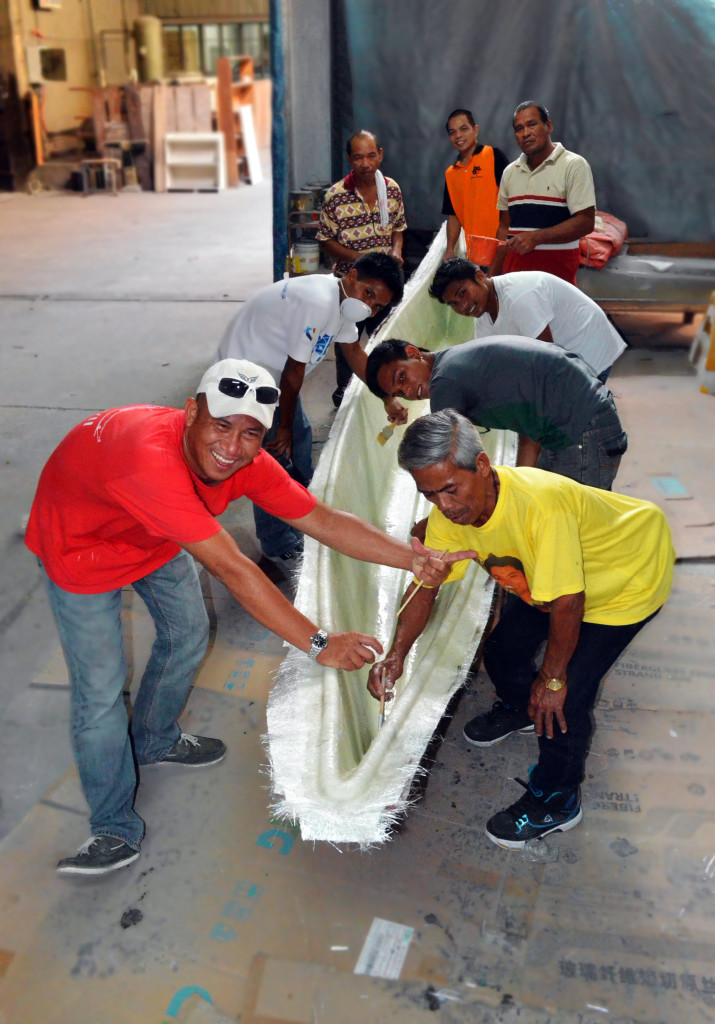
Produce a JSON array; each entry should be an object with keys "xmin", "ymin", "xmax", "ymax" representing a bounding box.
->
[
  {"xmin": 292, "ymin": 240, "xmax": 320, "ymax": 275},
  {"xmin": 290, "ymin": 190, "xmax": 314, "ymax": 212},
  {"xmin": 304, "ymin": 180, "xmax": 330, "ymax": 208}
]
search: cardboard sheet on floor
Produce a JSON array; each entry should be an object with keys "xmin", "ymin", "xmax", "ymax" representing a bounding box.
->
[
  {"xmin": 612, "ymin": 374, "xmax": 715, "ymax": 558},
  {"xmin": 4, "ymin": 551, "xmax": 715, "ymax": 1021}
]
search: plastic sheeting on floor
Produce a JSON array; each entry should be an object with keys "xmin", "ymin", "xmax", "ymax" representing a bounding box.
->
[{"xmin": 266, "ymin": 227, "xmax": 517, "ymax": 845}]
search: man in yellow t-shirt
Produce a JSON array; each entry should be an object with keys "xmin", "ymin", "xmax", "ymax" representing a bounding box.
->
[{"xmin": 368, "ymin": 409, "xmax": 675, "ymax": 851}]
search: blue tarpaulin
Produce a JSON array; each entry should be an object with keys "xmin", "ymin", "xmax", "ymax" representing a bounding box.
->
[{"xmin": 334, "ymin": 0, "xmax": 715, "ymax": 241}]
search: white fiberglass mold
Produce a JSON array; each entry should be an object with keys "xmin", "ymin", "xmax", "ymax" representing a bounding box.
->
[{"xmin": 266, "ymin": 228, "xmax": 517, "ymax": 845}]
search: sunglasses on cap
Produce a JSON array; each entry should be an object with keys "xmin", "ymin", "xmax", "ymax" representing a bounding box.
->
[{"xmin": 218, "ymin": 377, "xmax": 280, "ymax": 404}]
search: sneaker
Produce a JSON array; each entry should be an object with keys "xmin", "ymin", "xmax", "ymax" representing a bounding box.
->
[
  {"xmin": 485, "ymin": 778, "xmax": 582, "ymax": 850},
  {"xmin": 157, "ymin": 733, "xmax": 227, "ymax": 768},
  {"xmin": 56, "ymin": 835, "xmax": 139, "ymax": 876},
  {"xmin": 332, "ymin": 386, "xmax": 346, "ymax": 408},
  {"xmin": 264, "ymin": 547, "xmax": 303, "ymax": 567},
  {"xmin": 463, "ymin": 700, "xmax": 534, "ymax": 747}
]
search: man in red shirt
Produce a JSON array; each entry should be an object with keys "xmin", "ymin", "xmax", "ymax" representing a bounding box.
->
[{"xmin": 26, "ymin": 358, "xmax": 460, "ymax": 878}]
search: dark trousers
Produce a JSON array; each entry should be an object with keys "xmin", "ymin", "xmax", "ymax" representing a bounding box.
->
[{"xmin": 482, "ymin": 596, "xmax": 660, "ymax": 793}]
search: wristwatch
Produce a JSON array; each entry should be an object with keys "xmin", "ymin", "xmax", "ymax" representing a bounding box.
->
[
  {"xmin": 544, "ymin": 677, "xmax": 566, "ymax": 692},
  {"xmin": 307, "ymin": 629, "xmax": 329, "ymax": 661}
]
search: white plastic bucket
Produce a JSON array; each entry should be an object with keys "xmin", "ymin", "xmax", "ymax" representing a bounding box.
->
[{"xmin": 292, "ymin": 240, "xmax": 320, "ymax": 275}]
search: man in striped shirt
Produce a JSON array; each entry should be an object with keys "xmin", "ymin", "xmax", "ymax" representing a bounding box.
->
[{"xmin": 491, "ymin": 102, "xmax": 595, "ymax": 286}]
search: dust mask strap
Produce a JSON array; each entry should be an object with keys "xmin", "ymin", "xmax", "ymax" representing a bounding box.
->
[{"xmin": 340, "ymin": 277, "xmax": 372, "ymax": 323}]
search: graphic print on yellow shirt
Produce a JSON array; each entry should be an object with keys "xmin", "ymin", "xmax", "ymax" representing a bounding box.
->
[{"xmin": 423, "ymin": 466, "xmax": 675, "ymax": 626}]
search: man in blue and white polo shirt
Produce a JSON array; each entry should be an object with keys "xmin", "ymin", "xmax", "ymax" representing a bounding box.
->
[{"xmin": 216, "ymin": 252, "xmax": 405, "ymax": 564}]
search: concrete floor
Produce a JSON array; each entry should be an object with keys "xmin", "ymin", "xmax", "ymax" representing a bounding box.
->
[
  {"xmin": 1, "ymin": 181, "xmax": 714, "ymax": 1023},
  {"xmin": 0, "ymin": 180, "xmax": 278, "ymax": 837}
]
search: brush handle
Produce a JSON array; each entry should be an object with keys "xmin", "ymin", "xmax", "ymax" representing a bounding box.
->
[
  {"xmin": 378, "ymin": 667, "xmax": 386, "ymax": 728},
  {"xmin": 397, "ymin": 580, "xmax": 424, "ymax": 616},
  {"xmin": 396, "ymin": 548, "xmax": 450, "ymax": 616}
]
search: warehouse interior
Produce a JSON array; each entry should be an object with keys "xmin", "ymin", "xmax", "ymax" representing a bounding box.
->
[{"xmin": 1, "ymin": 1, "xmax": 715, "ymax": 1022}]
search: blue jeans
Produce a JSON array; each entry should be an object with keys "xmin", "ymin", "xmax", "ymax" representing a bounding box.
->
[
  {"xmin": 483, "ymin": 595, "xmax": 660, "ymax": 794},
  {"xmin": 253, "ymin": 396, "xmax": 314, "ymax": 558},
  {"xmin": 537, "ymin": 396, "xmax": 627, "ymax": 490},
  {"xmin": 42, "ymin": 550, "xmax": 209, "ymax": 849}
]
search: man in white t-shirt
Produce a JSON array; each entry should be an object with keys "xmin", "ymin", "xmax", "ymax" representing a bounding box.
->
[
  {"xmin": 216, "ymin": 252, "xmax": 406, "ymax": 564},
  {"xmin": 429, "ymin": 258, "xmax": 625, "ymax": 380}
]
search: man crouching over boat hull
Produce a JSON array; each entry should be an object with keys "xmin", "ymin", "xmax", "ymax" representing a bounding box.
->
[{"xmin": 368, "ymin": 409, "xmax": 674, "ymax": 850}]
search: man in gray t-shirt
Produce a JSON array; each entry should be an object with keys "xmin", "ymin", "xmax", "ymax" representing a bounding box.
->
[{"xmin": 366, "ymin": 336, "xmax": 628, "ymax": 490}]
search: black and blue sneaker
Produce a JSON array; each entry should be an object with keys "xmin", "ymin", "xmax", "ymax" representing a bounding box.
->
[{"xmin": 485, "ymin": 777, "xmax": 582, "ymax": 849}]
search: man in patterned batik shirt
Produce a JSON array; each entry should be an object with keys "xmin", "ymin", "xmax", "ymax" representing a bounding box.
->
[{"xmin": 318, "ymin": 129, "xmax": 407, "ymax": 405}]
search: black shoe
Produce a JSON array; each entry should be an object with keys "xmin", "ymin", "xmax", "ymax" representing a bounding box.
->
[
  {"xmin": 264, "ymin": 546, "xmax": 303, "ymax": 568},
  {"xmin": 57, "ymin": 835, "xmax": 139, "ymax": 876},
  {"xmin": 485, "ymin": 779, "xmax": 582, "ymax": 850},
  {"xmin": 463, "ymin": 700, "xmax": 534, "ymax": 746},
  {"xmin": 157, "ymin": 733, "xmax": 227, "ymax": 768},
  {"xmin": 332, "ymin": 386, "xmax": 346, "ymax": 408}
]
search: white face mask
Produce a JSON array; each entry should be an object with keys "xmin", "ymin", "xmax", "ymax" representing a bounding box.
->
[{"xmin": 340, "ymin": 278, "xmax": 372, "ymax": 322}]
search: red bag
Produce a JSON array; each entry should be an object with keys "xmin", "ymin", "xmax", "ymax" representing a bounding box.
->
[{"xmin": 579, "ymin": 211, "xmax": 628, "ymax": 268}]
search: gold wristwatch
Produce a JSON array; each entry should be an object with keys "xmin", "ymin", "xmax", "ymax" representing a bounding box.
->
[{"xmin": 544, "ymin": 677, "xmax": 566, "ymax": 692}]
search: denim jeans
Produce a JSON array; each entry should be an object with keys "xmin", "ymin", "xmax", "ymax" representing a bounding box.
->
[
  {"xmin": 537, "ymin": 396, "xmax": 628, "ymax": 490},
  {"xmin": 482, "ymin": 595, "xmax": 660, "ymax": 794},
  {"xmin": 42, "ymin": 549, "xmax": 209, "ymax": 849},
  {"xmin": 253, "ymin": 395, "xmax": 314, "ymax": 558}
]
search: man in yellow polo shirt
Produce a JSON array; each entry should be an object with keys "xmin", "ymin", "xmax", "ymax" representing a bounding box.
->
[{"xmin": 368, "ymin": 410, "xmax": 675, "ymax": 850}]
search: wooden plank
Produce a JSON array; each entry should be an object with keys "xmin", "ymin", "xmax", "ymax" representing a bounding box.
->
[
  {"xmin": 238, "ymin": 103, "xmax": 262, "ymax": 184},
  {"xmin": 106, "ymin": 86, "xmax": 122, "ymax": 122},
  {"xmin": 91, "ymin": 89, "xmax": 106, "ymax": 154},
  {"xmin": 139, "ymin": 84, "xmax": 154, "ymax": 163},
  {"xmin": 124, "ymin": 84, "xmax": 152, "ymax": 191},
  {"xmin": 165, "ymin": 86, "xmax": 178, "ymax": 133},
  {"xmin": 191, "ymin": 84, "xmax": 212, "ymax": 132},
  {"xmin": 595, "ymin": 299, "xmax": 710, "ymax": 315},
  {"xmin": 216, "ymin": 57, "xmax": 239, "ymax": 188},
  {"xmin": 174, "ymin": 85, "xmax": 194, "ymax": 133},
  {"xmin": 626, "ymin": 240, "xmax": 715, "ymax": 260},
  {"xmin": 29, "ymin": 90, "xmax": 44, "ymax": 166},
  {"xmin": 152, "ymin": 83, "xmax": 167, "ymax": 193}
]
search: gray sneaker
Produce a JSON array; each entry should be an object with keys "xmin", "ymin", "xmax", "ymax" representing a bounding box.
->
[
  {"xmin": 57, "ymin": 835, "xmax": 139, "ymax": 876},
  {"xmin": 157, "ymin": 733, "xmax": 227, "ymax": 768}
]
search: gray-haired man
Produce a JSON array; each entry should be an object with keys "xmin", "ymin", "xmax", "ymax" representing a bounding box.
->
[{"xmin": 369, "ymin": 410, "xmax": 673, "ymax": 850}]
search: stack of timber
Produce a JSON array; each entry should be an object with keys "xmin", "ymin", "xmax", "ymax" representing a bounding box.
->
[{"xmin": 88, "ymin": 82, "xmax": 213, "ymax": 192}]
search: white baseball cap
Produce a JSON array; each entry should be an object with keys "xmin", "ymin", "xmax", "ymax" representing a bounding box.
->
[{"xmin": 197, "ymin": 359, "xmax": 280, "ymax": 431}]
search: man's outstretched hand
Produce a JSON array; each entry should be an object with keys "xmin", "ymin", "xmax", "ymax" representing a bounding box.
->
[
  {"xmin": 410, "ymin": 537, "xmax": 477, "ymax": 587},
  {"xmin": 318, "ymin": 632, "xmax": 383, "ymax": 671}
]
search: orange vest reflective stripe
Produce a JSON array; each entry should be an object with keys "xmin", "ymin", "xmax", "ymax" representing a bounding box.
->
[{"xmin": 445, "ymin": 146, "xmax": 500, "ymax": 239}]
